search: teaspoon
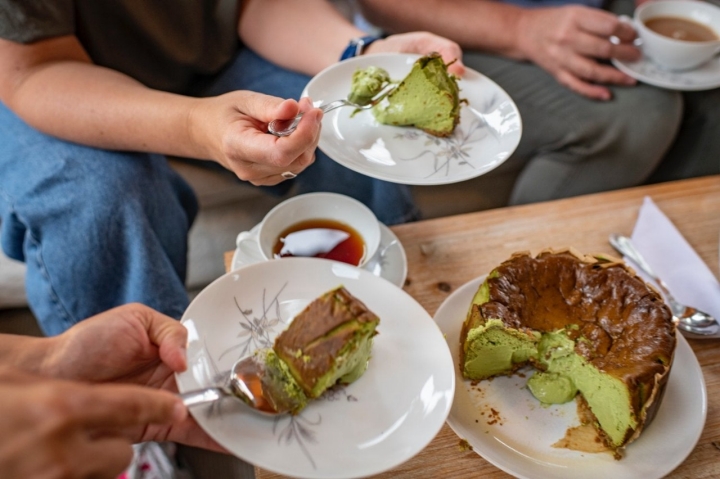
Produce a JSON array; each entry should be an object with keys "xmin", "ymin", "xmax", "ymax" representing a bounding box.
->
[
  {"xmin": 179, "ymin": 353, "xmax": 303, "ymax": 416},
  {"xmin": 268, "ymin": 83, "xmax": 397, "ymax": 137},
  {"xmin": 609, "ymin": 234, "xmax": 720, "ymax": 337}
]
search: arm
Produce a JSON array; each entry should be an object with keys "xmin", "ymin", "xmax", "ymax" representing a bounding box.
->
[
  {"xmin": 0, "ymin": 304, "xmax": 224, "ymax": 452},
  {"xmin": 0, "ymin": 367, "xmax": 186, "ymax": 478},
  {"xmin": 0, "ymin": 35, "xmax": 322, "ymax": 185},
  {"xmin": 360, "ymin": 0, "xmax": 527, "ymax": 59},
  {"xmin": 239, "ymin": 0, "xmax": 464, "ymax": 76},
  {"xmin": 359, "ymin": 0, "xmax": 642, "ymax": 100}
]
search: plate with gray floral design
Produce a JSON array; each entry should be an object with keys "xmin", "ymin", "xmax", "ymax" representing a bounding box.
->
[
  {"xmin": 175, "ymin": 257, "xmax": 454, "ymax": 479},
  {"xmin": 305, "ymin": 53, "xmax": 522, "ymax": 185}
]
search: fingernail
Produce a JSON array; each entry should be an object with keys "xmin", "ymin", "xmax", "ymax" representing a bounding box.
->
[
  {"xmin": 173, "ymin": 401, "xmax": 188, "ymax": 422},
  {"xmin": 179, "ymin": 346, "xmax": 188, "ymax": 371}
]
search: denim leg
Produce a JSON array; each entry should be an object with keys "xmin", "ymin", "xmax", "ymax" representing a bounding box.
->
[
  {"xmin": 196, "ymin": 48, "xmax": 420, "ymax": 225},
  {"xmin": 0, "ymin": 103, "xmax": 198, "ymax": 335}
]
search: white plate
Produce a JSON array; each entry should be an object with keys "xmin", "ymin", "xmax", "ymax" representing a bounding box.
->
[
  {"xmin": 303, "ymin": 53, "xmax": 522, "ymax": 185},
  {"xmin": 433, "ymin": 275, "xmax": 707, "ymax": 479},
  {"xmin": 176, "ymin": 258, "xmax": 454, "ymax": 479},
  {"xmin": 231, "ymin": 222, "xmax": 408, "ymax": 288},
  {"xmin": 612, "ymin": 53, "xmax": 720, "ymax": 91}
]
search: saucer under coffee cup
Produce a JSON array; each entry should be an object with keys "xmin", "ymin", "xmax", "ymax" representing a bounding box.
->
[{"xmin": 632, "ymin": 0, "xmax": 720, "ymax": 71}]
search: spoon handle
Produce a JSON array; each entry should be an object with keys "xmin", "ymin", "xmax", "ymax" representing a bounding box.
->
[
  {"xmin": 608, "ymin": 234, "xmax": 657, "ymax": 277},
  {"xmin": 268, "ymin": 100, "xmax": 350, "ymax": 137},
  {"xmin": 609, "ymin": 234, "xmax": 680, "ymax": 302},
  {"xmin": 179, "ymin": 387, "xmax": 229, "ymax": 407}
]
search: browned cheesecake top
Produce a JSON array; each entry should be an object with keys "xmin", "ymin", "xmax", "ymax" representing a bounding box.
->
[
  {"xmin": 274, "ymin": 287, "xmax": 379, "ymax": 393},
  {"xmin": 480, "ymin": 250, "xmax": 676, "ymax": 384}
]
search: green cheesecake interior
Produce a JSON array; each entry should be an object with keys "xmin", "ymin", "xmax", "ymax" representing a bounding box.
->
[
  {"xmin": 274, "ymin": 286, "xmax": 380, "ymax": 400},
  {"xmin": 370, "ymin": 53, "xmax": 461, "ymax": 137}
]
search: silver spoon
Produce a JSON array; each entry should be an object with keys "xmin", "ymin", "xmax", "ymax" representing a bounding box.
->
[
  {"xmin": 268, "ymin": 83, "xmax": 397, "ymax": 137},
  {"xmin": 609, "ymin": 234, "xmax": 720, "ymax": 337},
  {"xmin": 179, "ymin": 353, "xmax": 302, "ymax": 416}
]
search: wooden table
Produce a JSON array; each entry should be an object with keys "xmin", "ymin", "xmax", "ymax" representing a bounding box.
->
[{"xmin": 226, "ymin": 176, "xmax": 720, "ymax": 479}]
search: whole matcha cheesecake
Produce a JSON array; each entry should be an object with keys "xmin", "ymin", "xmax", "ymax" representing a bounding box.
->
[
  {"xmin": 460, "ymin": 248, "xmax": 676, "ymax": 457},
  {"xmin": 273, "ymin": 286, "xmax": 380, "ymax": 400}
]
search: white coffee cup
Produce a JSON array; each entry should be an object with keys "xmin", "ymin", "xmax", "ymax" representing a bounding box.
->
[
  {"xmin": 236, "ymin": 192, "xmax": 381, "ymax": 268},
  {"xmin": 634, "ymin": 0, "xmax": 720, "ymax": 71}
]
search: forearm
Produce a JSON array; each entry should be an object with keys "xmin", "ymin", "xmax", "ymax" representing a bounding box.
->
[
  {"xmin": 6, "ymin": 61, "xmax": 209, "ymax": 159},
  {"xmin": 239, "ymin": 0, "xmax": 365, "ymax": 75},
  {"xmin": 358, "ymin": 0, "xmax": 528, "ymax": 59}
]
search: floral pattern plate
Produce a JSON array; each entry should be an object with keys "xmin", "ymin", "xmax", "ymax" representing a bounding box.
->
[
  {"xmin": 304, "ymin": 53, "xmax": 522, "ymax": 185},
  {"xmin": 433, "ymin": 275, "xmax": 707, "ymax": 479},
  {"xmin": 612, "ymin": 52, "xmax": 720, "ymax": 91},
  {"xmin": 175, "ymin": 257, "xmax": 454, "ymax": 479}
]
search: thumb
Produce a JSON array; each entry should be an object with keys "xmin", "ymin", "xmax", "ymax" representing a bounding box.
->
[
  {"xmin": 134, "ymin": 305, "xmax": 188, "ymax": 372},
  {"xmin": 235, "ymin": 93, "xmax": 301, "ymax": 122}
]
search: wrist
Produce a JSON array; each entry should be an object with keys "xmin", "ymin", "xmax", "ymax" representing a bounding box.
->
[
  {"xmin": 511, "ymin": 9, "xmax": 534, "ymax": 61},
  {"xmin": 185, "ymin": 97, "xmax": 216, "ymax": 161},
  {"xmin": 0, "ymin": 335, "xmax": 57, "ymax": 377},
  {"xmin": 339, "ymin": 35, "xmax": 383, "ymax": 61},
  {"xmin": 37, "ymin": 335, "xmax": 64, "ymax": 377}
]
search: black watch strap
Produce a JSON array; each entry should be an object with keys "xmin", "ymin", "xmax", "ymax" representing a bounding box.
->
[{"xmin": 339, "ymin": 35, "xmax": 381, "ymax": 61}]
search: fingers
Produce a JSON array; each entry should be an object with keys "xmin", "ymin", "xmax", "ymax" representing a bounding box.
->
[
  {"xmin": 576, "ymin": 7, "xmax": 633, "ymax": 39},
  {"xmin": 72, "ymin": 437, "xmax": 136, "ymax": 479},
  {"xmin": 0, "ymin": 375, "xmax": 188, "ymax": 479},
  {"xmin": 556, "ymin": 69, "xmax": 614, "ymax": 100},
  {"xmin": 367, "ymin": 32, "xmax": 465, "ymax": 76},
  {"xmin": 235, "ymin": 93, "xmax": 300, "ymax": 123},
  {"xmin": 58, "ymin": 382, "xmax": 186, "ymax": 429},
  {"xmin": 125, "ymin": 303, "xmax": 188, "ymax": 372},
  {"xmin": 572, "ymin": 31, "xmax": 641, "ymax": 62},
  {"xmin": 223, "ymin": 106, "xmax": 321, "ymax": 184}
]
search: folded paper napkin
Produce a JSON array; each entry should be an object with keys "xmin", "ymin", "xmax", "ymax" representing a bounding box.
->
[{"xmin": 629, "ymin": 196, "xmax": 720, "ymax": 321}]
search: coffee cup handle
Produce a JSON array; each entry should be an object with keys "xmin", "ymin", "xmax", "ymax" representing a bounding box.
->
[
  {"xmin": 235, "ymin": 230, "xmax": 266, "ymax": 265},
  {"xmin": 614, "ymin": 15, "xmax": 643, "ymax": 47}
]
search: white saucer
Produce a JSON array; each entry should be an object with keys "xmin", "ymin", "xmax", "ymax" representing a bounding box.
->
[
  {"xmin": 612, "ymin": 54, "xmax": 720, "ymax": 91},
  {"xmin": 231, "ymin": 222, "xmax": 408, "ymax": 287}
]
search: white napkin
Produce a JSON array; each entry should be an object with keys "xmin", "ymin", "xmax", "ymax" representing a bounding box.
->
[{"xmin": 629, "ymin": 196, "xmax": 720, "ymax": 320}]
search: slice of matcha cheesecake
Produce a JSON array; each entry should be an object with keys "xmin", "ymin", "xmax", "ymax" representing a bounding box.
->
[
  {"xmin": 273, "ymin": 286, "xmax": 380, "ymax": 400},
  {"xmin": 373, "ymin": 53, "xmax": 461, "ymax": 137}
]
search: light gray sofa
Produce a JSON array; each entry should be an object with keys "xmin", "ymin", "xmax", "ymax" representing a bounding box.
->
[{"xmin": 0, "ymin": 159, "xmax": 517, "ymax": 316}]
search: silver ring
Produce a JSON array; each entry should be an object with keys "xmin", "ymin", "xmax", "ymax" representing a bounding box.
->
[{"xmin": 281, "ymin": 171, "xmax": 297, "ymax": 180}]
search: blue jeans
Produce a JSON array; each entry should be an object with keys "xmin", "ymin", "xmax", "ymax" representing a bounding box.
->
[{"xmin": 0, "ymin": 48, "xmax": 417, "ymax": 335}]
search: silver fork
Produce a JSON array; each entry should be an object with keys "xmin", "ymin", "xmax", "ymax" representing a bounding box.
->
[{"xmin": 268, "ymin": 83, "xmax": 396, "ymax": 137}]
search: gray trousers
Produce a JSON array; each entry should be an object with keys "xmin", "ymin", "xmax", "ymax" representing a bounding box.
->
[
  {"xmin": 463, "ymin": 0, "xmax": 720, "ymax": 204},
  {"xmin": 465, "ymin": 51, "xmax": 683, "ymax": 205}
]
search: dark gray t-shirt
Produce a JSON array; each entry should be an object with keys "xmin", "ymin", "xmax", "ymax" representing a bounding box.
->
[{"xmin": 0, "ymin": 0, "xmax": 241, "ymax": 93}]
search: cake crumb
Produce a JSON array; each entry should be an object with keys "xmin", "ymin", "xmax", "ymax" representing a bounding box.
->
[{"xmin": 458, "ymin": 439, "xmax": 473, "ymax": 451}]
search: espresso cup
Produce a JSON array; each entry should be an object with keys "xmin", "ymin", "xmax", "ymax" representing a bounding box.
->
[
  {"xmin": 634, "ymin": 0, "xmax": 720, "ymax": 71},
  {"xmin": 236, "ymin": 192, "xmax": 381, "ymax": 268}
]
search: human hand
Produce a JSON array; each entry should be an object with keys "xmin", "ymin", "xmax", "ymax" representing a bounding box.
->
[
  {"xmin": 365, "ymin": 32, "xmax": 466, "ymax": 76},
  {"xmin": 516, "ymin": 6, "xmax": 641, "ymax": 100},
  {"xmin": 0, "ymin": 367, "xmax": 185, "ymax": 479},
  {"xmin": 45, "ymin": 303, "xmax": 225, "ymax": 451},
  {"xmin": 189, "ymin": 91, "xmax": 323, "ymax": 185}
]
